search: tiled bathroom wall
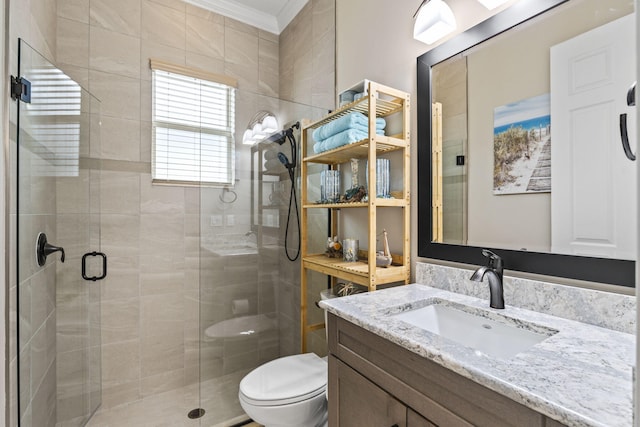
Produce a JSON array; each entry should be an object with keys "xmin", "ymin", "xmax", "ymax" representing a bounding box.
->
[
  {"xmin": 8, "ymin": 0, "xmax": 335, "ymax": 424},
  {"xmin": 55, "ymin": 0, "xmax": 290, "ymax": 410},
  {"xmin": 280, "ymin": 0, "xmax": 336, "ymax": 110},
  {"xmin": 8, "ymin": 0, "xmax": 59, "ymax": 425},
  {"xmin": 432, "ymin": 54, "xmax": 467, "ymax": 244},
  {"xmin": 15, "ymin": 125, "xmax": 59, "ymax": 427},
  {"xmin": 277, "ymin": 0, "xmax": 336, "ymax": 358},
  {"xmin": 55, "ymin": 0, "xmax": 335, "ymax": 418}
]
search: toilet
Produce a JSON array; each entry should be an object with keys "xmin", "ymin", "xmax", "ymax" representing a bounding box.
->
[
  {"xmin": 239, "ymin": 353, "xmax": 328, "ymax": 427},
  {"xmin": 238, "ymin": 291, "xmax": 334, "ymax": 427}
]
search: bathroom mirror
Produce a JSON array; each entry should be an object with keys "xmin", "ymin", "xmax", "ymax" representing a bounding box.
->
[{"xmin": 417, "ymin": 0, "xmax": 636, "ymax": 287}]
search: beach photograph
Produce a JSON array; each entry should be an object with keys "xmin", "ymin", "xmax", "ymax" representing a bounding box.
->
[{"xmin": 493, "ymin": 93, "xmax": 551, "ymax": 195}]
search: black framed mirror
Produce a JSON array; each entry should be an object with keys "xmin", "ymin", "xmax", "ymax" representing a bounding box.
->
[{"xmin": 417, "ymin": 0, "xmax": 635, "ymax": 287}]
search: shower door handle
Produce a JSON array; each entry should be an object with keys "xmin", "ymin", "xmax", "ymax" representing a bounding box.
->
[{"xmin": 82, "ymin": 251, "xmax": 107, "ymax": 281}]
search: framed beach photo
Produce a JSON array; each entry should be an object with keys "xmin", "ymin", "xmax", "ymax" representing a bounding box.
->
[{"xmin": 493, "ymin": 93, "xmax": 551, "ymax": 195}]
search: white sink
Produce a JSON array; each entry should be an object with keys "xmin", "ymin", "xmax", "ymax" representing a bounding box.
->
[{"xmin": 391, "ymin": 302, "xmax": 556, "ymax": 359}]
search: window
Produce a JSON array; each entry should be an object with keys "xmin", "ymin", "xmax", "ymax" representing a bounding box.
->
[{"xmin": 151, "ymin": 60, "xmax": 237, "ymax": 186}]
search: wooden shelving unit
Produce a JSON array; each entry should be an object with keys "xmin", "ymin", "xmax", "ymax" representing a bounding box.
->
[{"xmin": 300, "ymin": 81, "xmax": 411, "ymax": 351}]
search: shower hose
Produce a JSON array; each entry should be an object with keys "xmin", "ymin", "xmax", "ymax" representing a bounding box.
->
[{"xmin": 282, "ymin": 125, "xmax": 301, "ymax": 262}]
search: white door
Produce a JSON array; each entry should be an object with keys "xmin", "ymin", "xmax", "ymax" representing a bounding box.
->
[{"xmin": 551, "ymin": 14, "xmax": 636, "ymax": 260}]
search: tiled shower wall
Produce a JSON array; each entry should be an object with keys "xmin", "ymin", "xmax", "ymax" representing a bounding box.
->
[
  {"xmin": 432, "ymin": 55, "xmax": 467, "ymax": 244},
  {"xmin": 55, "ymin": 0, "xmax": 288, "ymax": 410},
  {"xmin": 8, "ymin": 0, "xmax": 58, "ymax": 424},
  {"xmin": 277, "ymin": 0, "xmax": 336, "ymax": 357},
  {"xmin": 53, "ymin": 0, "xmax": 336, "ymax": 414},
  {"xmin": 8, "ymin": 0, "xmax": 335, "ymax": 423},
  {"xmin": 280, "ymin": 0, "xmax": 335, "ymax": 111}
]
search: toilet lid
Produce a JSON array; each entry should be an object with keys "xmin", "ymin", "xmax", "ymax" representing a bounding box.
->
[{"xmin": 239, "ymin": 353, "xmax": 327, "ymax": 406}]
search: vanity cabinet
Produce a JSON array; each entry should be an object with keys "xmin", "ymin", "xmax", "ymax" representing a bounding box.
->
[
  {"xmin": 333, "ymin": 357, "xmax": 407, "ymax": 426},
  {"xmin": 300, "ymin": 82, "xmax": 411, "ymax": 351},
  {"xmin": 332, "ymin": 357, "xmax": 436, "ymax": 427},
  {"xmin": 327, "ymin": 313, "xmax": 568, "ymax": 427}
]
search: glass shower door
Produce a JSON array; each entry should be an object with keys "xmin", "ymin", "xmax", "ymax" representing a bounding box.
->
[{"xmin": 16, "ymin": 39, "xmax": 103, "ymax": 426}]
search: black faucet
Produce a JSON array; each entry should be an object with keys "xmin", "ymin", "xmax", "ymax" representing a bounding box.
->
[{"xmin": 470, "ymin": 249, "xmax": 505, "ymax": 309}]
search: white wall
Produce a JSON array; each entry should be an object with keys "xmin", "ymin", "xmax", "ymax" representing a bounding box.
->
[{"xmin": 335, "ymin": 0, "xmax": 517, "ymax": 267}]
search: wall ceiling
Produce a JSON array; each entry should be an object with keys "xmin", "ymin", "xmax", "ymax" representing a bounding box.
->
[{"xmin": 183, "ymin": 0, "xmax": 310, "ymax": 34}]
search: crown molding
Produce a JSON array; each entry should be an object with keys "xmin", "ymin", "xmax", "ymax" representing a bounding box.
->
[
  {"xmin": 183, "ymin": 0, "xmax": 310, "ymax": 35},
  {"xmin": 276, "ymin": 0, "xmax": 309, "ymax": 32},
  {"xmin": 184, "ymin": 0, "xmax": 280, "ymax": 33}
]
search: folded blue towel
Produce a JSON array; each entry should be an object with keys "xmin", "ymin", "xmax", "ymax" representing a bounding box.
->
[
  {"xmin": 317, "ymin": 128, "xmax": 373, "ymax": 152},
  {"xmin": 316, "ymin": 127, "xmax": 386, "ymax": 153},
  {"xmin": 313, "ymin": 112, "xmax": 386, "ymax": 141},
  {"xmin": 320, "ymin": 123, "xmax": 384, "ymax": 139}
]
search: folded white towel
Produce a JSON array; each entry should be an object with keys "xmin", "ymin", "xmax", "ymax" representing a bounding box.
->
[
  {"xmin": 264, "ymin": 158, "xmax": 284, "ymax": 170},
  {"xmin": 263, "ymin": 149, "xmax": 278, "ymax": 160}
]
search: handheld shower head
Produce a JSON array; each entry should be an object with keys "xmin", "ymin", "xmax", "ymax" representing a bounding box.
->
[{"xmin": 277, "ymin": 152, "xmax": 292, "ymax": 168}]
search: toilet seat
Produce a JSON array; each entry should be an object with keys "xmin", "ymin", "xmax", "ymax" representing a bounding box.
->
[
  {"xmin": 204, "ymin": 314, "xmax": 277, "ymax": 340},
  {"xmin": 239, "ymin": 353, "xmax": 327, "ymax": 407}
]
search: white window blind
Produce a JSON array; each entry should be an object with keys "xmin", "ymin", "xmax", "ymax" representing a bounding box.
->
[
  {"xmin": 152, "ymin": 66, "xmax": 236, "ymax": 186},
  {"xmin": 28, "ymin": 66, "xmax": 83, "ymax": 177}
]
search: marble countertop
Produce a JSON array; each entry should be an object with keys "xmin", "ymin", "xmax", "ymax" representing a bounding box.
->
[{"xmin": 319, "ymin": 284, "xmax": 635, "ymax": 427}]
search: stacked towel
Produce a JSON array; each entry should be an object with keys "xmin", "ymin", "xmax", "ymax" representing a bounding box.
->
[
  {"xmin": 312, "ymin": 129, "xmax": 368, "ymax": 153},
  {"xmin": 264, "ymin": 158, "xmax": 283, "ymax": 170},
  {"xmin": 312, "ymin": 112, "xmax": 386, "ymax": 141},
  {"xmin": 264, "ymin": 148, "xmax": 284, "ymax": 170},
  {"xmin": 263, "ymin": 148, "xmax": 278, "ymax": 161},
  {"xmin": 312, "ymin": 112, "xmax": 386, "ymax": 153}
]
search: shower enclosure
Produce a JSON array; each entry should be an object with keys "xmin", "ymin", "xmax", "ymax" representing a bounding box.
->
[
  {"xmin": 12, "ymin": 43, "xmax": 330, "ymax": 427},
  {"xmin": 14, "ymin": 40, "xmax": 103, "ymax": 426},
  {"xmin": 197, "ymin": 90, "xmax": 328, "ymax": 425}
]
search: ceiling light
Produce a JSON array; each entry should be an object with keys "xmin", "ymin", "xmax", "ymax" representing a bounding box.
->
[
  {"xmin": 413, "ymin": 0, "xmax": 457, "ymax": 45},
  {"xmin": 477, "ymin": 0, "xmax": 510, "ymax": 10}
]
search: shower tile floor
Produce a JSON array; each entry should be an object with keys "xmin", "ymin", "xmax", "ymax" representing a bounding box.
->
[{"xmin": 85, "ymin": 371, "xmax": 263, "ymax": 427}]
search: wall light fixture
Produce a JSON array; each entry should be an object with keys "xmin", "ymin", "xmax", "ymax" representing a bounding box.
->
[
  {"xmin": 243, "ymin": 111, "xmax": 278, "ymax": 145},
  {"xmin": 413, "ymin": 0, "xmax": 457, "ymax": 45}
]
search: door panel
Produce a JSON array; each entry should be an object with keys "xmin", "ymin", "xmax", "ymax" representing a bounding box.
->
[
  {"xmin": 16, "ymin": 39, "xmax": 102, "ymax": 427},
  {"xmin": 333, "ymin": 356, "xmax": 407, "ymax": 427},
  {"xmin": 551, "ymin": 14, "xmax": 636, "ymax": 260}
]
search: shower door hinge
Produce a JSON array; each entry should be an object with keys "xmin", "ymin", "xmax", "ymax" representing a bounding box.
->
[{"xmin": 10, "ymin": 76, "xmax": 31, "ymax": 103}]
